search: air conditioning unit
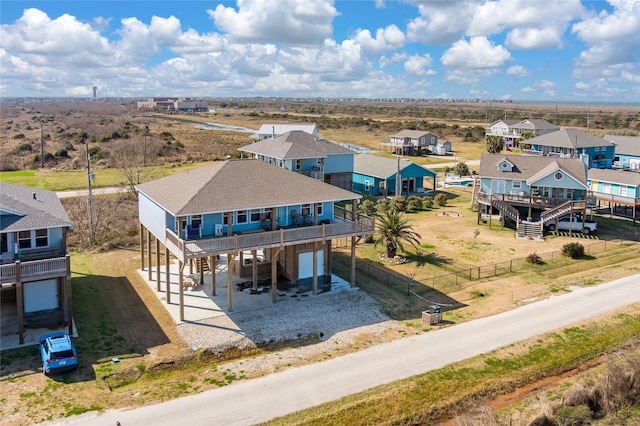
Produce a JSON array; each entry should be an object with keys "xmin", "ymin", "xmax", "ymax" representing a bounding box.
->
[{"xmin": 215, "ymin": 224, "xmax": 224, "ymax": 236}]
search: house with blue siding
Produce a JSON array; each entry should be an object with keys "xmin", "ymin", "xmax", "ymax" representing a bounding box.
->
[
  {"xmin": 135, "ymin": 159, "xmax": 374, "ymax": 318},
  {"xmin": 475, "ymin": 154, "xmax": 589, "ymax": 239},
  {"xmin": 603, "ymin": 134, "xmax": 640, "ymax": 171},
  {"xmin": 524, "ymin": 129, "xmax": 614, "ymax": 169},
  {"xmin": 380, "ymin": 130, "xmax": 441, "ymax": 155},
  {"xmin": 587, "ymin": 168, "xmax": 640, "ymax": 223},
  {"xmin": 486, "ymin": 118, "xmax": 559, "ymax": 150},
  {"xmin": 353, "ymin": 154, "xmax": 436, "ymax": 196},
  {"xmin": 239, "ymin": 130, "xmax": 354, "ymax": 190},
  {"xmin": 0, "ymin": 183, "xmax": 73, "ymax": 345}
]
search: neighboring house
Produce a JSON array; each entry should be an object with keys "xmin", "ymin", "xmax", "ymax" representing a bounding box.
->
[
  {"xmin": 603, "ymin": 134, "xmax": 640, "ymax": 170},
  {"xmin": 0, "ymin": 183, "xmax": 73, "ymax": 344},
  {"xmin": 587, "ymin": 168, "xmax": 640, "ymax": 223},
  {"xmin": 474, "ymin": 154, "xmax": 589, "ymax": 239},
  {"xmin": 239, "ymin": 130, "xmax": 354, "ymax": 190},
  {"xmin": 256, "ymin": 123, "xmax": 319, "ymax": 140},
  {"xmin": 352, "ymin": 154, "xmax": 437, "ymax": 196},
  {"xmin": 523, "ymin": 129, "xmax": 615, "ymax": 169},
  {"xmin": 486, "ymin": 118, "xmax": 559, "ymax": 149},
  {"xmin": 380, "ymin": 130, "xmax": 440, "ymax": 155},
  {"xmin": 135, "ymin": 159, "xmax": 373, "ymax": 319},
  {"xmin": 136, "ymin": 97, "xmax": 208, "ymax": 113}
]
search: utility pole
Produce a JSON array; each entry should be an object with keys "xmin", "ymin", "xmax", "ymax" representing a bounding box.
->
[
  {"xmin": 40, "ymin": 121, "xmax": 44, "ymax": 169},
  {"xmin": 85, "ymin": 140, "xmax": 95, "ymax": 246},
  {"xmin": 143, "ymin": 125, "xmax": 149, "ymax": 166}
]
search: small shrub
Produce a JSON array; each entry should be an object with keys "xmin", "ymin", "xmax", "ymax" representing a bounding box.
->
[
  {"xmin": 376, "ymin": 198, "xmax": 391, "ymax": 214},
  {"xmin": 526, "ymin": 252, "xmax": 543, "ymax": 264},
  {"xmin": 358, "ymin": 199, "xmax": 377, "ymax": 217},
  {"xmin": 390, "ymin": 196, "xmax": 407, "ymax": 212},
  {"xmin": 421, "ymin": 196, "xmax": 434, "ymax": 209},
  {"xmin": 11, "ymin": 143, "xmax": 32, "ymax": 154},
  {"xmin": 553, "ymin": 404, "xmax": 593, "ymax": 425},
  {"xmin": 562, "ymin": 242, "xmax": 584, "ymax": 259},
  {"xmin": 435, "ymin": 193, "xmax": 448, "ymax": 207},
  {"xmin": 406, "ymin": 196, "xmax": 423, "ymax": 211}
]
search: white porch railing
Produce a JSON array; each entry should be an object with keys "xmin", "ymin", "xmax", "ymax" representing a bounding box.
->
[{"xmin": 0, "ymin": 256, "xmax": 69, "ymax": 284}]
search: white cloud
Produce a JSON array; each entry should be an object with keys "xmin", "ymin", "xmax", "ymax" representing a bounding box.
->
[
  {"xmin": 407, "ymin": 1, "xmax": 477, "ymax": 45},
  {"xmin": 506, "ymin": 27, "xmax": 563, "ymax": 50},
  {"xmin": 537, "ymin": 80, "xmax": 556, "ymax": 89},
  {"xmin": 404, "ymin": 54, "xmax": 435, "ymax": 77},
  {"xmin": 441, "ymin": 37, "xmax": 511, "ymax": 69},
  {"xmin": 379, "ymin": 52, "xmax": 407, "ymax": 68},
  {"xmin": 521, "ymin": 86, "xmax": 536, "ymax": 92},
  {"xmin": 353, "ymin": 25, "xmax": 405, "ymax": 54},
  {"xmin": 507, "ymin": 65, "xmax": 530, "ymax": 77},
  {"xmin": 208, "ymin": 0, "xmax": 338, "ymax": 46}
]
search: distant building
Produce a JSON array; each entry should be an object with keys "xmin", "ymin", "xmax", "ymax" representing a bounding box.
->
[
  {"xmin": 603, "ymin": 134, "xmax": 640, "ymax": 170},
  {"xmin": 523, "ymin": 129, "xmax": 615, "ymax": 169},
  {"xmin": 486, "ymin": 118, "xmax": 560, "ymax": 149},
  {"xmin": 136, "ymin": 97, "xmax": 208, "ymax": 113},
  {"xmin": 380, "ymin": 130, "xmax": 441, "ymax": 155}
]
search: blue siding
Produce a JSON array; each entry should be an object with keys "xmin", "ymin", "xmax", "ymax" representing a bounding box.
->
[
  {"xmin": 324, "ymin": 153, "xmax": 354, "ymax": 173},
  {"xmin": 139, "ymin": 194, "xmax": 170, "ymax": 239}
]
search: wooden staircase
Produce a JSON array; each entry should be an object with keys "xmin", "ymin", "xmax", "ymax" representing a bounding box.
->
[
  {"xmin": 196, "ymin": 257, "xmax": 211, "ymax": 273},
  {"xmin": 490, "ymin": 194, "xmax": 520, "ymax": 225},
  {"xmin": 516, "ymin": 220, "xmax": 543, "ymax": 240},
  {"xmin": 540, "ymin": 200, "xmax": 587, "ymax": 226}
]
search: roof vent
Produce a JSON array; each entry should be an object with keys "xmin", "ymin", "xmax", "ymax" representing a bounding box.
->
[{"xmin": 32, "ymin": 192, "xmax": 37, "ymax": 200}]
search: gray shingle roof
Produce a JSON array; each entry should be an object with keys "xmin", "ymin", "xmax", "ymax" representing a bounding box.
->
[
  {"xmin": 0, "ymin": 183, "xmax": 72, "ymax": 232},
  {"xmin": 511, "ymin": 118, "xmax": 559, "ymax": 130},
  {"xmin": 603, "ymin": 134, "xmax": 640, "ymax": 156},
  {"xmin": 390, "ymin": 130, "xmax": 436, "ymax": 139},
  {"xmin": 239, "ymin": 131, "xmax": 354, "ymax": 159},
  {"xmin": 587, "ymin": 168, "xmax": 640, "ymax": 186},
  {"xmin": 135, "ymin": 159, "xmax": 361, "ymax": 216},
  {"xmin": 530, "ymin": 129, "xmax": 609, "ymax": 148},
  {"xmin": 478, "ymin": 153, "xmax": 587, "ymax": 186},
  {"xmin": 353, "ymin": 154, "xmax": 434, "ymax": 179}
]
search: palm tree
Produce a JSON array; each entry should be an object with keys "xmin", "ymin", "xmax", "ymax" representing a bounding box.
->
[{"xmin": 374, "ymin": 210, "xmax": 422, "ymax": 258}]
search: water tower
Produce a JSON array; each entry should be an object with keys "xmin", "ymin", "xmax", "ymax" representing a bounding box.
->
[{"xmin": 92, "ymin": 86, "xmax": 97, "ymax": 98}]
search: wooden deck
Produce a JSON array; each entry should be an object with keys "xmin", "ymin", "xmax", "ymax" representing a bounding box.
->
[{"xmin": 0, "ymin": 256, "xmax": 69, "ymax": 284}]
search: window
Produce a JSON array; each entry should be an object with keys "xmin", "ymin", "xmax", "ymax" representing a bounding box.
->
[
  {"xmin": 190, "ymin": 215, "xmax": 202, "ymax": 228},
  {"xmin": 301, "ymin": 204, "xmax": 311, "ymax": 216},
  {"xmin": 223, "ymin": 214, "xmax": 229, "ymax": 225},
  {"xmin": 603, "ymin": 183, "xmax": 611, "ymax": 194},
  {"xmin": 236, "ymin": 210, "xmax": 248, "ymax": 224},
  {"xmin": 250, "ymin": 209, "xmax": 261, "ymax": 222},
  {"xmin": 317, "ymin": 158, "xmax": 324, "ymax": 166},
  {"xmin": 364, "ymin": 180, "xmax": 371, "ymax": 191},
  {"xmin": 620, "ymin": 186, "xmax": 628, "ymax": 197},
  {"xmin": 18, "ymin": 230, "xmax": 31, "ymax": 249},
  {"xmin": 512, "ymin": 180, "xmax": 521, "ymax": 189},
  {"xmin": 295, "ymin": 159, "xmax": 302, "ymax": 170},
  {"xmin": 594, "ymin": 147, "xmax": 600, "ymax": 151},
  {"xmin": 35, "ymin": 229, "xmax": 48, "ymax": 247},
  {"xmin": 554, "ymin": 172, "xmax": 564, "ymax": 180}
]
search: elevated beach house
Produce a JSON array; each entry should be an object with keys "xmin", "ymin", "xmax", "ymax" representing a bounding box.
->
[
  {"xmin": 474, "ymin": 154, "xmax": 590, "ymax": 239},
  {"xmin": 586, "ymin": 168, "xmax": 640, "ymax": 223},
  {"xmin": 135, "ymin": 159, "xmax": 374, "ymax": 319},
  {"xmin": 239, "ymin": 130, "xmax": 354, "ymax": 190},
  {"xmin": 486, "ymin": 118, "xmax": 559, "ymax": 150},
  {"xmin": 604, "ymin": 134, "xmax": 640, "ymax": 171},
  {"xmin": 523, "ymin": 129, "xmax": 614, "ymax": 169},
  {"xmin": 352, "ymin": 153, "xmax": 437, "ymax": 197},
  {"xmin": 0, "ymin": 183, "xmax": 73, "ymax": 344},
  {"xmin": 379, "ymin": 130, "xmax": 440, "ymax": 155}
]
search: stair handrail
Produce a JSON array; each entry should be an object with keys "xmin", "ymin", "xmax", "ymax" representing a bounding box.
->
[
  {"xmin": 540, "ymin": 200, "xmax": 587, "ymax": 224},
  {"xmin": 490, "ymin": 194, "xmax": 520, "ymax": 223}
]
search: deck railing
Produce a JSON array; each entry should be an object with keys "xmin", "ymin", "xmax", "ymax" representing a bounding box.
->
[
  {"xmin": 166, "ymin": 217, "xmax": 375, "ymax": 261},
  {"xmin": 0, "ymin": 256, "xmax": 69, "ymax": 284},
  {"xmin": 477, "ymin": 192, "xmax": 576, "ymax": 209}
]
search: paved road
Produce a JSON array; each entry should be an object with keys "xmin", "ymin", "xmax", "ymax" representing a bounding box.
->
[
  {"xmin": 55, "ymin": 274, "xmax": 639, "ymax": 426},
  {"xmin": 57, "ymin": 187, "xmax": 129, "ymax": 198}
]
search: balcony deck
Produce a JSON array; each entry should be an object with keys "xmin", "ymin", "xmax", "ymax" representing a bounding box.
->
[
  {"xmin": 165, "ymin": 218, "xmax": 375, "ymax": 262},
  {"xmin": 476, "ymin": 192, "xmax": 577, "ymax": 209},
  {"xmin": 0, "ymin": 256, "xmax": 69, "ymax": 285}
]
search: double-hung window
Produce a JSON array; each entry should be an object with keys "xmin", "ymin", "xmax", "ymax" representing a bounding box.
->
[{"xmin": 236, "ymin": 210, "xmax": 248, "ymax": 224}]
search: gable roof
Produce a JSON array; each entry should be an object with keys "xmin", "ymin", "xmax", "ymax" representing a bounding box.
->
[
  {"xmin": 490, "ymin": 119, "xmax": 520, "ymax": 127},
  {"xmin": 390, "ymin": 129, "xmax": 436, "ymax": 139},
  {"xmin": 587, "ymin": 168, "xmax": 640, "ymax": 186},
  {"xmin": 0, "ymin": 183, "xmax": 72, "ymax": 232},
  {"xmin": 511, "ymin": 118, "xmax": 559, "ymax": 130},
  {"xmin": 239, "ymin": 130, "xmax": 353, "ymax": 159},
  {"xmin": 529, "ymin": 128, "xmax": 609, "ymax": 149},
  {"xmin": 135, "ymin": 159, "xmax": 360, "ymax": 216},
  {"xmin": 603, "ymin": 134, "xmax": 640, "ymax": 156},
  {"xmin": 353, "ymin": 154, "xmax": 435, "ymax": 179},
  {"xmin": 478, "ymin": 153, "xmax": 587, "ymax": 187},
  {"xmin": 257, "ymin": 123, "xmax": 318, "ymax": 137}
]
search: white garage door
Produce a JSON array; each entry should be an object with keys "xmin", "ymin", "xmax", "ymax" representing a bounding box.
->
[
  {"xmin": 24, "ymin": 279, "xmax": 58, "ymax": 313},
  {"xmin": 298, "ymin": 250, "xmax": 325, "ymax": 280}
]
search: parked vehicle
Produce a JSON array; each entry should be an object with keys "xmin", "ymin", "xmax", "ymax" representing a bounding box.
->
[
  {"xmin": 38, "ymin": 332, "xmax": 78, "ymax": 375},
  {"xmin": 547, "ymin": 215, "xmax": 597, "ymax": 234}
]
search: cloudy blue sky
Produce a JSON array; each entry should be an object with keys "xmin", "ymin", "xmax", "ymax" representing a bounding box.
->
[{"xmin": 1, "ymin": 0, "xmax": 639, "ymax": 103}]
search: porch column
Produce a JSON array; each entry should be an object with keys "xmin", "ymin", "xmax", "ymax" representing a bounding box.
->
[
  {"xmin": 210, "ymin": 256, "xmax": 216, "ymax": 296},
  {"xmin": 140, "ymin": 223, "xmax": 145, "ymax": 270},
  {"xmin": 350, "ymin": 236, "xmax": 356, "ymax": 288},
  {"xmin": 252, "ymin": 250, "xmax": 258, "ymax": 290},
  {"xmin": 227, "ymin": 253, "xmax": 233, "ymax": 312},
  {"xmin": 178, "ymin": 261, "xmax": 185, "ymax": 322},
  {"xmin": 65, "ymin": 255, "xmax": 73, "ymax": 336},
  {"xmin": 199, "ymin": 258, "xmax": 205, "ymax": 290},
  {"xmin": 155, "ymin": 238, "xmax": 161, "ymax": 291},
  {"xmin": 271, "ymin": 248, "xmax": 281, "ymax": 304},
  {"xmin": 312, "ymin": 202, "xmax": 319, "ymax": 296},
  {"xmin": 16, "ymin": 262, "xmax": 24, "ymax": 344},
  {"xmin": 147, "ymin": 229, "xmax": 153, "ymax": 281},
  {"xmin": 352, "ymin": 199, "xmax": 358, "ymax": 220},
  {"xmin": 165, "ymin": 247, "xmax": 171, "ymax": 304},
  {"xmin": 271, "ymin": 207, "xmax": 277, "ymax": 230}
]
